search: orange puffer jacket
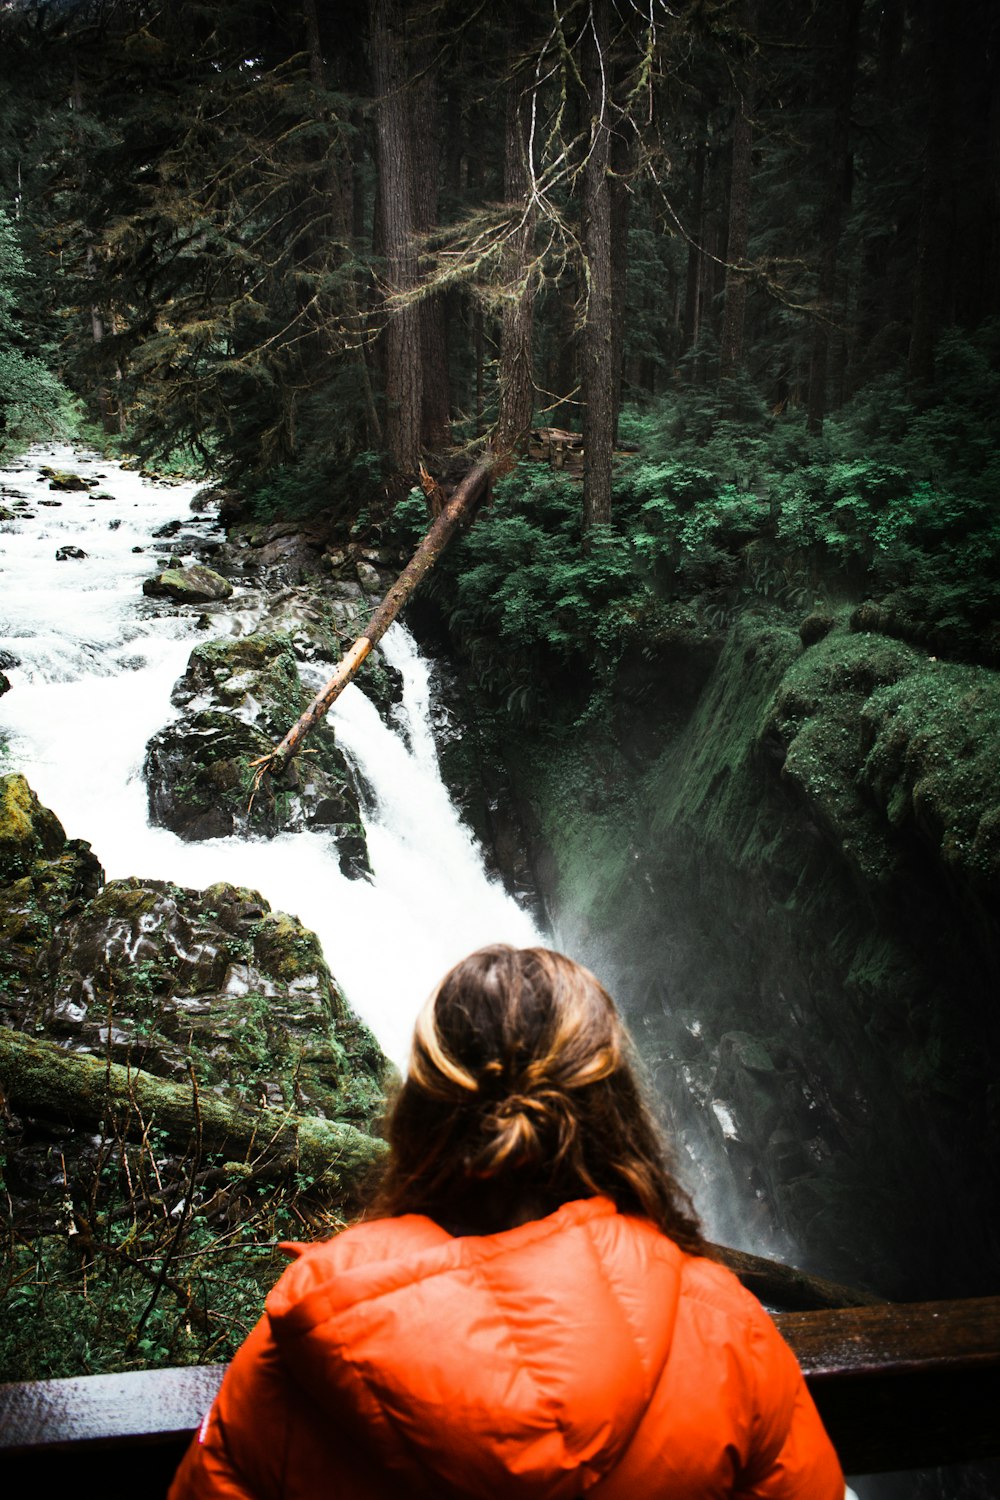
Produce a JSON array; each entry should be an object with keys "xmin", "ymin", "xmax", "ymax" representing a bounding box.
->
[{"xmin": 170, "ymin": 1196, "xmax": 844, "ymax": 1500}]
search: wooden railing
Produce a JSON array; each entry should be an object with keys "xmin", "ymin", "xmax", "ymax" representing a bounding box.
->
[{"xmin": 2, "ymin": 1297, "xmax": 999, "ymax": 1490}]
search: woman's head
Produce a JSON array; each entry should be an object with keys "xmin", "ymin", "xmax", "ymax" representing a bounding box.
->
[{"xmin": 369, "ymin": 945, "xmax": 705, "ymax": 1251}]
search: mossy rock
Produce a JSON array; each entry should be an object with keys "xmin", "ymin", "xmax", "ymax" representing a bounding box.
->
[
  {"xmin": 492, "ymin": 602, "xmax": 1000, "ymax": 1294},
  {"xmin": 171, "ymin": 631, "xmax": 306, "ymax": 740},
  {"xmin": 8, "ymin": 869, "xmax": 389, "ymax": 1123},
  {"xmin": 40, "ymin": 468, "xmax": 95, "ymax": 492},
  {"xmin": 142, "ymin": 564, "xmax": 233, "ymax": 603},
  {"xmin": 0, "ymin": 775, "xmax": 68, "ymax": 881},
  {"xmin": 147, "ymin": 630, "xmax": 371, "ymax": 874},
  {"xmin": 357, "ymin": 647, "xmax": 404, "ymax": 724},
  {"xmin": 859, "ymin": 663, "xmax": 1000, "ymax": 893},
  {"xmin": 145, "ymin": 710, "xmax": 274, "ymax": 839},
  {"xmin": 768, "ymin": 627, "xmax": 922, "ymax": 885},
  {"xmin": 0, "ymin": 783, "xmax": 103, "ymax": 1026}
]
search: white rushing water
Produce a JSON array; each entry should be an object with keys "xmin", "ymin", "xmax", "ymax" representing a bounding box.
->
[{"xmin": 0, "ymin": 445, "xmax": 541, "ymax": 1066}]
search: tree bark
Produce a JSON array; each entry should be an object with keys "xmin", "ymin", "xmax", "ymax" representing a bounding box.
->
[
  {"xmin": 0, "ymin": 1026, "xmax": 387, "ymax": 1191},
  {"xmin": 807, "ymin": 0, "xmax": 861, "ymax": 434},
  {"xmin": 409, "ymin": 33, "xmax": 450, "ymax": 452},
  {"xmin": 494, "ymin": 22, "xmax": 537, "ymax": 470},
  {"xmin": 253, "ymin": 455, "xmax": 494, "ymax": 780},
  {"xmin": 907, "ymin": 0, "xmax": 957, "ymax": 389},
  {"xmin": 682, "ymin": 137, "xmax": 707, "ymax": 358},
  {"xmin": 582, "ymin": 0, "xmax": 615, "ymax": 530},
  {"xmin": 370, "ymin": 0, "xmax": 423, "ymax": 472},
  {"xmin": 719, "ymin": 8, "xmax": 757, "ymax": 388},
  {"xmin": 608, "ymin": 102, "xmax": 630, "ymax": 444},
  {"xmin": 303, "ymin": 0, "xmax": 381, "ymax": 447}
]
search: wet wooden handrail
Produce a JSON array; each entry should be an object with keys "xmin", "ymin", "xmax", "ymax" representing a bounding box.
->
[
  {"xmin": 2, "ymin": 1297, "xmax": 999, "ymax": 1482},
  {"xmin": 778, "ymin": 1295, "xmax": 1000, "ymax": 1474}
]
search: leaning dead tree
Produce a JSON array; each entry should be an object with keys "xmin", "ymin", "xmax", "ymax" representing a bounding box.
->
[{"xmin": 250, "ymin": 453, "xmax": 494, "ymax": 792}]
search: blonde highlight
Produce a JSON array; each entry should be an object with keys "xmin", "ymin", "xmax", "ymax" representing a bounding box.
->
[{"xmin": 366, "ymin": 945, "xmax": 706, "ymax": 1254}]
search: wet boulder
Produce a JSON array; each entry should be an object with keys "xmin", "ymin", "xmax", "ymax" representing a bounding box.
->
[
  {"xmin": 144, "ymin": 631, "xmax": 371, "ymax": 877},
  {"xmin": 143, "ymin": 563, "xmax": 234, "ymax": 603},
  {"xmin": 0, "ymin": 784, "xmax": 389, "ymax": 1136},
  {"xmin": 145, "ymin": 710, "xmax": 277, "ymax": 840},
  {"xmin": 31, "ymin": 876, "xmax": 388, "ymax": 1122},
  {"xmin": 241, "ymin": 588, "xmax": 403, "ymax": 727},
  {"xmin": 40, "ymin": 468, "xmax": 96, "ymax": 492},
  {"xmin": 0, "ymin": 773, "xmax": 69, "ymax": 880},
  {"xmin": 55, "ymin": 545, "xmax": 88, "ymax": 561},
  {"xmin": 0, "ymin": 774, "xmax": 104, "ymax": 1027}
]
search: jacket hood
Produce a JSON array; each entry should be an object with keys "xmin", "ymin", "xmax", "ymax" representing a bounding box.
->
[{"xmin": 266, "ymin": 1197, "xmax": 684, "ymax": 1499}]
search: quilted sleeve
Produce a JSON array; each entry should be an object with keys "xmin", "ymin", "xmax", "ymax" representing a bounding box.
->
[
  {"xmin": 734, "ymin": 1300, "xmax": 845, "ymax": 1500},
  {"xmin": 168, "ymin": 1319, "xmax": 287, "ymax": 1500}
]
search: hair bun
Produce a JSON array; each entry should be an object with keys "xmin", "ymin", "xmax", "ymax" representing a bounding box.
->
[{"xmin": 476, "ymin": 1088, "xmax": 575, "ymax": 1174}]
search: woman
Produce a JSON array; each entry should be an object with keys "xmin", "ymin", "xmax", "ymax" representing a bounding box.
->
[{"xmin": 171, "ymin": 945, "xmax": 845, "ymax": 1499}]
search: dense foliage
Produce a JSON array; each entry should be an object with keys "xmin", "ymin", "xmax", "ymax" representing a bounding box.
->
[
  {"xmin": 391, "ymin": 322, "xmax": 1000, "ymax": 733},
  {"xmin": 0, "ymin": 0, "xmax": 996, "ymax": 514},
  {"xmin": 0, "ymin": 207, "xmax": 76, "ymax": 447},
  {"xmin": 0, "ymin": 1124, "xmax": 351, "ymax": 1377}
]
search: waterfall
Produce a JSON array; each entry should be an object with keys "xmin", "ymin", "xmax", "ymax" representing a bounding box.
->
[{"xmin": 0, "ymin": 446, "xmax": 541, "ymax": 1066}]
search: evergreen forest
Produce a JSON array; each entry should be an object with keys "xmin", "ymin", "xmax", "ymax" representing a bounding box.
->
[{"xmin": 1, "ymin": 2, "xmax": 1000, "ymax": 1481}]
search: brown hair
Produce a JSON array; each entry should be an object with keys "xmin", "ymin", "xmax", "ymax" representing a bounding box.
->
[{"xmin": 367, "ymin": 945, "xmax": 706, "ymax": 1253}]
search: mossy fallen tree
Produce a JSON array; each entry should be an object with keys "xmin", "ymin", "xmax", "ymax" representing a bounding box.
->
[
  {"xmin": 0, "ymin": 1027, "xmax": 388, "ymax": 1192},
  {"xmin": 1, "ymin": 1028, "xmax": 881, "ymax": 1312}
]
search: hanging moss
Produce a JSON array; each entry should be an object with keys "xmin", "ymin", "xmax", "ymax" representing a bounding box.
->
[{"xmin": 860, "ymin": 664, "xmax": 1000, "ymax": 894}]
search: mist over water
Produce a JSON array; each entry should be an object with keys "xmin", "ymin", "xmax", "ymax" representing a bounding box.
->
[{"xmin": 0, "ymin": 446, "xmax": 541, "ymax": 1067}]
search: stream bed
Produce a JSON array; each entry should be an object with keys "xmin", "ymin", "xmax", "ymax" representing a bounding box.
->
[{"xmin": 0, "ymin": 445, "xmax": 540, "ymax": 1067}]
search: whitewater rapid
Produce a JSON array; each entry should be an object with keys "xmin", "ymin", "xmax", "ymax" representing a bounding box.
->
[{"xmin": 0, "ymin": 445, "xmax": 541, "ymax": 1066}]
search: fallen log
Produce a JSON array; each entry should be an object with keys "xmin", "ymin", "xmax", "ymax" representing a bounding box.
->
[
  {"xmin": 2, "ymin": 1028, "xmax": 883, "ymax": 1310},
  {"xmin": 0, "ymin": 1026, "xmax": 387, "ymax": 1192},
  {"xmin": 251, "ymin": 453, "xmax": 494, "ymax": 788},
  {"xmin": 709, "ymin": 1239, "xmax": 884, "ymax": 1311}
]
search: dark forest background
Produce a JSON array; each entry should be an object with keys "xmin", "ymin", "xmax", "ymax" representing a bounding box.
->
[{"xmin": 1, "ymin": 0, "xmax": 997, "ymax": 528}]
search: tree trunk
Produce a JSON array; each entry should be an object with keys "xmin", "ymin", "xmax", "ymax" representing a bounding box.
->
[
  {"xmin": 494, "ymin": 22, "xmax": 537, "ymax": 469},
  {"xmin": 370, "ymin": 0, "xmax": 423, "ymax": 472},
  {"xmin": 609, "ymin": 105, "xmax": 630, "ymax": 443},
  {"xmin": 303, "ymin": 0, "xmax": 381, "ymax": 447},
  {"xmin": 682, "ymin": 137, "xmax": 707, "ymax": 358},
  {"xmin": 409, "ymin": 37, "xmax": 450, "ymax": 452},
  {"xmin": 253, "ymin": 455, "xmax": 494, "ymax": 780},
  {"xmin": 0, "ymin": 1026, "xmax": 387, "ymax": 1191},
  {"xmin": 807, "ymin": 0, "xmax": 861, "ymax": 434},
  {"xmin": 719, "ymin": 9, "xmax": 757, "ymax": 388},
  {"xmin": 582, "ymin": 0, "xmax": 615, "ymax": 530},
  {"xmin": 907, "ymin": 0, "xmax": 957, "ymax": 389}
]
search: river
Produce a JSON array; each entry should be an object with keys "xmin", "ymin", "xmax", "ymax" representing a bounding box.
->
[
  {"xmin": 0, "ymin": 444, "xmax": 540, "ymax": 1067},
  {"xmin": 7, "ymin": 447, "xmax": 995, "ymax": 1496}
]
